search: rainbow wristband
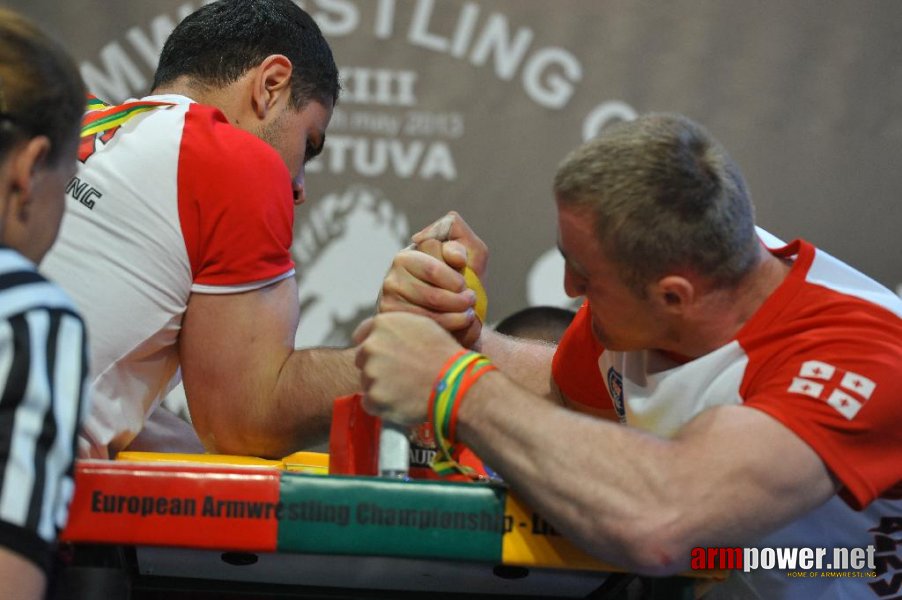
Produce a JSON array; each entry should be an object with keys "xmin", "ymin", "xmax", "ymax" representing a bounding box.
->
[{"xmin": 428, "ymin": 350, "xmax": 497, "ymax": 477}]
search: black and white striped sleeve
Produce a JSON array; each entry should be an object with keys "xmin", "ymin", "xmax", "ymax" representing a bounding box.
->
[{"xmin": 0, "ymin": 265, "xmax": 90, "ymax": 575}]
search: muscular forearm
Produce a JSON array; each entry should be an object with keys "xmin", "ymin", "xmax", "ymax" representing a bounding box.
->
[
  {"xmin": 196, "ymin": 346, "xmax": 359, "ymax": 459},
  {"xmin": 457, "ymin": 373, "xmax": 683, "ymax": 573},
  {"xmin": 478, "ymin": 329, "xmax": 556, "ymax": 399},
  {"xmin": 182, "ymin": 281, "xmax": 362, "ymax": 458},
  {"xmin": 261, "ymin": 346, "xmax": 360, "ymax": 457},
  {"xmin": 355, "ymin": 314, "xmax": 837, "ymax": 574},
  {"xmin": 280, "ymin": 346, "xmax": 359, "ymax": 447},
  {"xmin": 455, "ymin": 374, "xmax": 835, "ymax": 575}
]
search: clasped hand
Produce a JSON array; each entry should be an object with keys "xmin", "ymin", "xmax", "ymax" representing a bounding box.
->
[{"xmin": 354, "ymin": 212, "xmax": 489, "ymax": 423}]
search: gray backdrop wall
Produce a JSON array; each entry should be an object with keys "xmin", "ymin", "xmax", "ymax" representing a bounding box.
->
[{"xmin": 10, "ymin": 0, "xmax": 902, "ymax": 347}]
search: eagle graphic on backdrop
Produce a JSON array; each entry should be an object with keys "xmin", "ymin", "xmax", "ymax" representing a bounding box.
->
[{"xmin": 293, "ymin": 185, "xmax": 410, "ymax": 347}]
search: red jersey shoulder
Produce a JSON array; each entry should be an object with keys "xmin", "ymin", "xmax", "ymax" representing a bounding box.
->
[
  {"xmin": 740, "ymin": 275, "xmax": 902, "ymax": 390},
  {"xmin": 181, "ymin": 103, "xmax": 290, "ymax": 189},
  {"xmin": 552, "ymin": 301, "xmax": 610, "ymax": 410},
  {"xmin": 739, "ymin": 280, "xmax": 902, "ymax": 508},
  {"xmin": 176, "ymin": 103, "xmax": 295, "ymax": 287}
]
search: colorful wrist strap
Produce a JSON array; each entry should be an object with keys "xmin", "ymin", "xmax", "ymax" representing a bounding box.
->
[{"xmin": 428, "ymin": 350, "xmax": 496, "ymax": 477}]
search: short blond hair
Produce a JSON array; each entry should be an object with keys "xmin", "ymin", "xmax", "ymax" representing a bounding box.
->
[{"xmin": 554, "ymin": 113, "xmax": 759, "ymax": 296}]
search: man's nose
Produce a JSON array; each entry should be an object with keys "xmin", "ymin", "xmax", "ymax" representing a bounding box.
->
[{"xmin": 563, "ymin": 267, "xmax": 586, "ymax": 298}]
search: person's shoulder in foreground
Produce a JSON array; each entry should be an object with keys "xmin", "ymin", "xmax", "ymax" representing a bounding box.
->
[{"xmin": 0, "ymin": 7, "xmax": 91, "ymax": 599}]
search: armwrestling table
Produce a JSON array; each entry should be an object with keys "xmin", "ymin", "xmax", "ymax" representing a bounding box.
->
[{"xmin": 55, "ymin": 452, "xmax": 715, "ymax": 599}]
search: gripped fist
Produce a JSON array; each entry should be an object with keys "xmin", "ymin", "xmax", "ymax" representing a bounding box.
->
[
  {"xmin": 378, "ymin": 212, "xmax": 489, "ymax": 348},
  {"xmin": 353, "ymin": 312, "xmax": 464, "ymax": 425},
  {"xmin": 411, "ymin": 211, "xmax": 488, "ymax": 278},
  {"xmin": 379, "ymin": 243, "xmax": 476, "ymax": 330}
]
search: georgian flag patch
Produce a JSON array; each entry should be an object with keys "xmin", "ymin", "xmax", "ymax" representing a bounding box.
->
[{"xmin": 787, "ymin": 360, "xmax": 876, "ymax": 420}]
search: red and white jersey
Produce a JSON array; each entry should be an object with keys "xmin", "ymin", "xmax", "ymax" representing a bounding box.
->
[
  {"xmin": 41, "ymin": 95, "xmax": 296, "ymax": 459},
  {"xmin": 552, "ymin": 236, "xmax": 902, "ymax": 599}
]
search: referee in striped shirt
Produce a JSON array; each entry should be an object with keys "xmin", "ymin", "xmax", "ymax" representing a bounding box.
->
[{"xmin": 0, "ymin": 8, "xmax": 90, "ymax": 599}]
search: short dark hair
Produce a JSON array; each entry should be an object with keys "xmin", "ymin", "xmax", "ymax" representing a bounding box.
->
[
  {"xmin": 0, "ymin": 8, "xmax": 85, "ymax": 165},
  {"xmin": 494, "ymin": 305, "xmax": 577, "ymax": 344},
  {"xmin": 554, "ymin": 113, "xmax": 759, "ymax": 296},
  {"xmin": 152, "ymin": 0, "xmax": 340, "ymax": 109}
]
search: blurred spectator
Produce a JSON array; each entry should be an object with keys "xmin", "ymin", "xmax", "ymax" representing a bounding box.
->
[{"xmin": 494, "ymin": 305, "xmax": 577, "ymax": 344}]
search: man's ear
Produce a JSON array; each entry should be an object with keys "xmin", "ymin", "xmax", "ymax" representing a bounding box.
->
[
  {"xmin": 7, "ymin": 136, "xmax": 51, "ymax": 220},
  {"xmin": 650, "ymin": 274, "xmax": 695, "ymax": 315},
  {"xmin": 249, "ymin": 54, "xmax": 294, "ymax": 119}
]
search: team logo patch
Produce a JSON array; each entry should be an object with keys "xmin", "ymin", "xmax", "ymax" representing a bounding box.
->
[
  {"xmin": 607, "ymin": 367, "xmax": 625, "ymax": 422},
  {"xmin": 787, "ymin": 360, "xmax": 876, "ymax": 420}
]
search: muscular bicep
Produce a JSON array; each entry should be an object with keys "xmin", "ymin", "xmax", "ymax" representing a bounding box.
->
[
  {"xmin": 668, "ymin": 404, "xmax": 837, "ymax": 546},
  {"xmin": 179, "ymin": 277, "xmax": 299, "ymax": 452}
]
